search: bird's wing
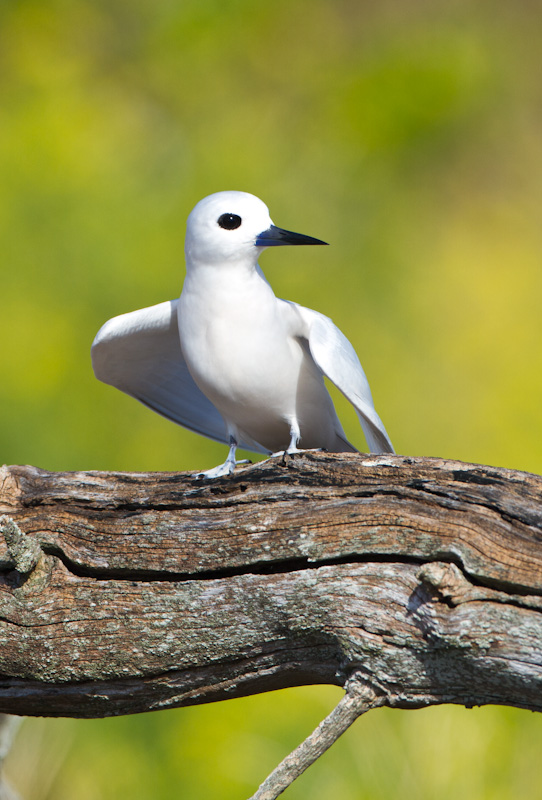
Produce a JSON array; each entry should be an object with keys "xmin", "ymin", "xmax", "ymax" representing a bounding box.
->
[
  {"xmin": 283, "ymin": 301, "xmax": 395, "ymax": 454},
  {"xmin": 91, "ymin": 299, "xmax": 268, "ymax": 454}
]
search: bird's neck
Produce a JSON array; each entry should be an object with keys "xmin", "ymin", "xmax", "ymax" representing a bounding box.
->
[{"xmin": 182, "ymin": 259, "xmax": 271, "ymax": 300}]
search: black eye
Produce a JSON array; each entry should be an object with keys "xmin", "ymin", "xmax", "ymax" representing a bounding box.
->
[{"xmin": 218, "ymin": 213, "xmax": 242, "ymax": 230}]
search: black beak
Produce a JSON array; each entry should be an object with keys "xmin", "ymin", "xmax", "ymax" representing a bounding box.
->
[{"xmin": 256, "ymin": 225, "xmax": 328, "ymax": 247}]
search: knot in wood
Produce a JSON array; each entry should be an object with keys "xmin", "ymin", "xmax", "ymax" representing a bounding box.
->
[
  {"xmin": 0, "ymin": 516, "xmax": 41, "ymax": 575},
  {"xmin": 416, "ymin": 561, "xmax": 472, "ymax": 606}
]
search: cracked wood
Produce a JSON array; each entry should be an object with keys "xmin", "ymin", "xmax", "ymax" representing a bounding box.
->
[{"xmin": 0, "ymin": 452, "xmax": 541, "ymax": 718}]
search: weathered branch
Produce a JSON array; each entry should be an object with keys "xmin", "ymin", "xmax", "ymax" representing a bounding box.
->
[{"xmin": 0, "ymin": 452, "xmax": 541, "ymax": 727}]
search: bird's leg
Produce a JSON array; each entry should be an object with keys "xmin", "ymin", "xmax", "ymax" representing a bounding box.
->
[
  {"xmin": 286, "ymin": 419, "xmax": 301, "ymax": 454},
  {"xmin": 270, "ymin": 419, "xmax": 325, "ymax": 462},
  {"xmin": 270, "ymin": 419, "xmax": 301, "ymax": 459},
  {"xmin": 197, "ymin": 436, "xmax": 237, "ymax": 479},
  {"xmin": 196, "ymin": 435, "xmax": 250, "ymax": 480}
]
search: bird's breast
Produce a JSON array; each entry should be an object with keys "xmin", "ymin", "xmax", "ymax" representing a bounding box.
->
[{"xmin": 177, "ymin": 278, "xmax": 302, "ymax": 418}]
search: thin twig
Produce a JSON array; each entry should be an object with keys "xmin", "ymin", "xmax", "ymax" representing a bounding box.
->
[{"xmin": 248, "ymin": 677, "xmax": 383, "ymax": 800}]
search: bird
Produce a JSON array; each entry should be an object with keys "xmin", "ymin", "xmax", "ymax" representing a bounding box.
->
[{"xmin": 91, "ymin": 190, "xmax": 394, "ymax": 478}]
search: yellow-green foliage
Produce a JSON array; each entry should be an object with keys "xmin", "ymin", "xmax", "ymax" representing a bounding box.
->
[{"xmin": 1, "ymin": 1, "xmax": 541, "ymax": 797}]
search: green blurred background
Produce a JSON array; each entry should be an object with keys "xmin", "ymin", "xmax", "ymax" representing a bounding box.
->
[{"xmin": 1, "ymin": 0, "xmax": 541, "ymax": 797}]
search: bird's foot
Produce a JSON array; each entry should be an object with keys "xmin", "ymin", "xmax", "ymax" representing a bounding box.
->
[
  {"xmin": 270, "ymin": 449, "xmax": 290, "ymax": 460},
  {"xmin": 196, "ymin": 461, "xmax": 235, "ymax": 479},
  {"xmin": 195, "ymin": 458, "xmax": 251, "ymax": 480},
  {"xmin": 269, "ymin": 447, "xmax": 324, "ymax": 462}
]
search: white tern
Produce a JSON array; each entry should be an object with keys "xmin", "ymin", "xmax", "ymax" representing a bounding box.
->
[{"xmin": 92, "ymin": 191, "xmax": 394, "ymax": 478}]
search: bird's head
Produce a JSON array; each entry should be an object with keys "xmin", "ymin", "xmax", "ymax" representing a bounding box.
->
[{"xmin": 185, "ymin": 191, "xmax": 327, "ymax": 269}]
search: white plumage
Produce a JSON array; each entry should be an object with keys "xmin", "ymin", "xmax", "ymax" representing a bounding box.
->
[{"xmin": 92, "ymin": 191, "xmax": 394, "ymax": 477}]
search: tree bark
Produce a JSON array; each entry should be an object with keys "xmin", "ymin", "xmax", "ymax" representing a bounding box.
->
[{"xmin": 0, "ymin": 452, "xmax": 541, "ymax": 719}]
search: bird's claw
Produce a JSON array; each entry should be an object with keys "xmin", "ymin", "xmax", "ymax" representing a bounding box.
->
[
  {"xmin": 195, "ymin": 458, "xmax": 251, "ymax": 480},
  {"xmin": 269, "ymin": 447, "xmax": 324, "ymax": 464}
]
